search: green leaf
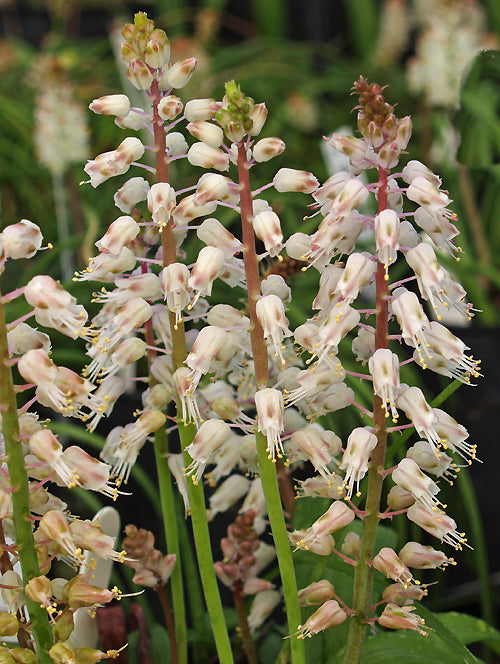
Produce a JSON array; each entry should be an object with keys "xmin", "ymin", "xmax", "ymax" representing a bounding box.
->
[{"xmin": 432, "ymin": 611, "xmax": 500, "ymax": 655}]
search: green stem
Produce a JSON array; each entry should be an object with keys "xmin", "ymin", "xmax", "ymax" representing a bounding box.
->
[
  {"xmin": 153, "ymin": 428, "xmax": 186, "ymax": 664},
  {"xmin": 0, "ymin": 291, "xmax": 54, "ymax": 662},
  {"xmin": 343, "ymin": 167, "xmax": 389, "ymax": 664},
  {"xmin": 150, "ymin": 78, "xmax": 233, "ymax": 663},
  {"xmin": 236, "ymin": 142, "xmax": 305, "ymax": 664}
]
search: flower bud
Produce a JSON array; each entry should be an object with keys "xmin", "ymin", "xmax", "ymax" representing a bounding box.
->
[
  {"xmin": 298, "ymin": 580, "xmax": 335, "ymax": 606},
  {"xmin": 247, "ymin": 103, "xmax": 268, "ymax": 136},
  {"xmin": 113, "ymin": 177, "xmax": 150, "ymax": 214},
  {"xmin": 145, "ymin": 34, "xmax": 170, "ymax": 69},
  {"xmin": 252, "ymin": 137, "xmax": 285, "ymax": 162},
  {"xmin": 273, "ymin": 168, "xmax": 318, "ymax": 193},
  {"xmin": 49, "ymin": 642, "xmax": 76, "ymax": 664},
  {"xmin": 95, "ymin": 215, "xmax": 140, "ymax": 254},
  {"xmin": 187, "ymin": 121, "xmax": 224, "ymax": 148},
  {"xmin": 1, "ymin": 571, "xmax": 24, "ymax": 613},
  {"xmin": 126, "ymin": 59, "xmax": 154, "ymax": 90},
  {"xmin": 24, "ymin": 575, "xmax": 52, "ymax": 606},
  {"xmin": 158, "ymin": 95, "xmax": 183, "ymax": 120},
  {"xmin": 185, "ymin": 419, "xmax": 233, "ymax": 484},
  {"xmin": 184, "ymin": 98, "xmax": 218, "ymax": 122},
  {"xmin": 194, "ymin": 173, "xmax": 230, "ymax": 206},
  {"xmin": 0, "ymin": 612, "xmax": 19, "ymax": 637},
  {"xmin": 166, "ymin": 131, "xmax": 188, "ymax": 156},
  {"xmin": 253, "ymin": 210, "xmax": 283, "ymax": 257},
  {"xmin": 248, "ymin": 590, "xmax": 281, "ymax": 632},
  {"xmin": 161, "ymin": 57, "xmax": 197, "ymax": 89},
  {"xmin": 187, "ymin": 142, "xmax": 229, "ymax": 171},
  {"xmin": 89, "ymin": 94, "xmax": 130, "ymax": 117},
  {"xmin": 0, "ymin": 220, "xmax": 43, "ymax": 259},
  {"xmin": 341, "ymin": 531, "xmax": 361, "ymax": 558},
  {"xmin": 197, "ymin": 218, "xmax": 242, "ymax": 255}
]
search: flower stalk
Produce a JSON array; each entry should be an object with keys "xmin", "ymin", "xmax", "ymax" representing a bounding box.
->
[
  {"xmin": 343, "ymin": 167, "xmax": 390, "ymax": 664},
  {"xmin": 237, "ymin": 142, "xmax": 305, "ymax": 664}
]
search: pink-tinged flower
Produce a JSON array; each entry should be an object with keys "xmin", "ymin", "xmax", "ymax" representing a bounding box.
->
[
  {"xmin": 285, "ymin": 365, "xmax": 344, "ymax": 408},
  {"xmin": 413, "ymin": 206, "xmax": 459, "ymax": 256},
  {"xmin": 399, "ymin": 541, "xmax": 454, "ymax": 570},
  {"xmin": 292, "ymin": 501, "xmax": 354, "ymax": 551},
  {"xmin": 417, "ymin": 321, "xmax": 480, "ymax": 384},
  {"xmin": 69, "ymin": 519, "xmax": 127, "ymax": 562},
  {"xmin": 62, "ymin": 446, "xmax": 117, "ymax": 498},
  {"xmin": 194, "ymin": 173, "xmax": 230, "ymax": 206},
  {"xmin": 7, "ymin": 322, "xmax": 50, "ymax": 355},
  {"xmin": 208, "ymin": 475, "xmax": 250, "ymax": 519},
  {"xmin": 89, "ymin": 94, "xmax": 130, "ymax": 117},
  {"xmin": 316, "ymin": 305, "xmax": 361, "ymax": 366},
  {"xmin": 313, "ymin": 171, "xmax": 352, "ymax": 204},
  {"xmin": 375, "ymin": 208, "xmax": 399, "ymax": 270},
  {"xmin": 378, "ymin": 603, "xmax": 427, "ymax": 635},
  {"xmin": 197, "ymin": 218, "xmax": 242, "ymax": 255},
  {"xmin": 188, "ymin": 246, "xmax": 225, "ymax": 304},
  {"xmin": 373, "ymin": 547, "xmax": 413, "ymax": 587},
  {"xmin": 147, "ymin": 182, "xmax": 176, "ymax": 231},
  {"xmin": 184, "ymin": 98, "xmax": 218, "ymax": 122},
  {"xmin": 253, "ymin": 210, "xmax": 283, "ymax": 257},
  {"xmin": 145, "ymin": 34, "xmax": 170, "ymax": 69},
  {"xmin": 369, "ymin": 348, "xmax": 400, "ymax": 422},
  {"xmin": 76, "ymin": 247, "xmax": 137, "ymax": 282},
  {"xmin": 295, "ymin": 600, "xmax": 347, "ymax": 638},
  {"xmin": 289, "ymin": 427, "xmax": 341, "ymax": 480},
  {"xmin": 160, "ymin": 57, "xmax": 197, "ymax": 89},
  {"xmin": 329, "ymin": 133, "xmax": 375, "ymax": 172},
  {"xmin": 401, "ymin": 160, "xmax": 442, "ymax": 187},
  {"xmin": 406, "ymin": 175, "xmax": 450, "ymax": 211},
  {"xmin": 272, "ymin": 168, "xmax": 319, "ymax": 193},
  {"xmin": 185, "ymin": 325, "xmax": 227, "ymax": 385},
  {"xmin": 165, "ymin": 131, "xmax": 188, "ymax": 156},
  {"xmin": 95, "ymin": 215, "xmax": 140, "ymax": 254},
  {"xmin": 84, "ymin": 137, "xmax": 144, "ymax": 187},
  {"xmin": 39, "ymin": 510, "xmax": 78, "ymax": 557},
  {"xmin": 185, "ymin": 419, "xmax": 233, "ymax": 484},
  {"xmin": 247, "ymin": 590, "xmax": 280, "ymax": 633},
  {"xmin": 255, "ymin": 294, "xmax": 292, "ymax": 363},
  {"xmin": 382, "ymin": 583, "xmax": 426, "ymax": 607},
  {"xmin": 407, "ymin": 441, "xmax": 455, "ymax": 482},
  {"xmin": 433, "ymin": 408, "xmax": 477, "ymax": 462},
  {"xmin": 407, "ymin": 503, "xmax": 467, "ymax": 550},
  {"xmin": 172, "ymin": 194, "xmax": 218, "ymax": 226},
  {"xmin": 160, "ymin": 263, "xmax": 190, "ymax": 327},
  {"xmin": 392, "ymin": 457, "xmax": 442, "ymax": 513},
  {"xmin": 0, "ymin": 219, "xmax": 43, "ymax": 259},
  {"xmin": 113, "ymin": 177, "xmax": 150, "ymax": 214},
  {"xmin": 329, "ymin": 178, "xmax": 368, "ymax": 217},
  {"xmin": 391, "ymin": 288, "xmax": 431, "ymax": 359},
  {"xmin": 187, "ymin": 142, "xmax": 229, "ymax": 171},
  {"xmin": 254, "ymin": 388, "xmax": 285, "ymax": 461},
  {"xmin": 100, "ymin": 410, "xmax": 166, "ymax": 484},
  {"xmin": 334, "ymin": 252, "xmax": 375, "ymax": 306},
  {"xmin": 397, "ymin": 386, "xmax": 441, "ymax": 451},
  {"xmin": 340, "ymin": 427, "xmax": 378, "ymax": 498},
  {"xmin": 173, "ymin": 366, "xmax": 202, "ymax": 424}
]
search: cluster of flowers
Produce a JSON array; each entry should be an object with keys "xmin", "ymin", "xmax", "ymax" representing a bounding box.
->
[{"xmin": 0, "ymin": 10, "xmax": 481, "ymax": 661}]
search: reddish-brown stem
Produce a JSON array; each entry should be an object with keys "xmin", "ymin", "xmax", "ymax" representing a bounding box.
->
[
  {"xmin": 157, "ymin": 583, "xmax": 179, "ymax": 664},
  {"xmin": 233, "ymin": 581, "xmax": 259, "ymax": 664},
  {"xmin": 236, "ymin": 142, "xmax": 269, "ymax": 387},
  {"xmin": 343, "ymin": 166, "xmax": 390, "ymax": 664}
]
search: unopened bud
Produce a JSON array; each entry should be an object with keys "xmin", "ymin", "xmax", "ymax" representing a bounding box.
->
[
  {"xmin": 160, "ymin": 57, "xmax": 197, "ymax": 89},
  {"xmin": 126, "ymin": 59, "xmax": 154, "ymax": 90},
  {"xmin": 89, "ymin": 95, "xmax": 130, "ymax": 117},
  {"xmin": 158, "ymin": 95, "xmax": 183, "ymax": 121}
]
